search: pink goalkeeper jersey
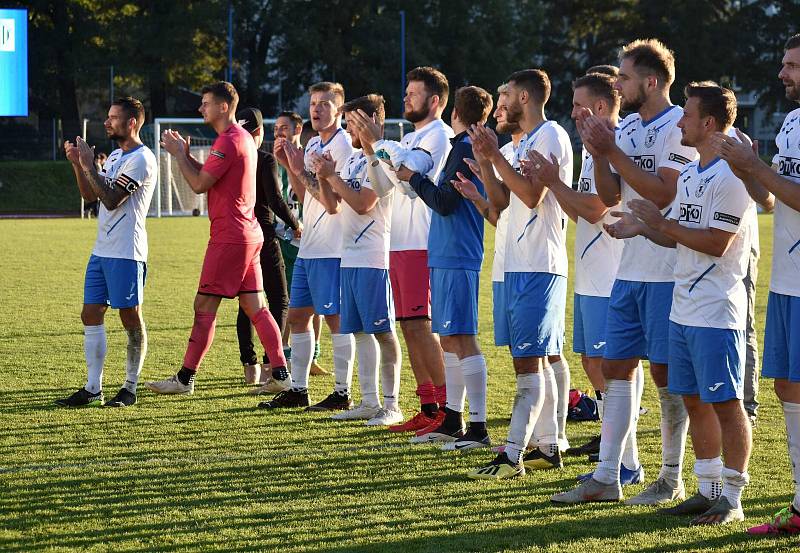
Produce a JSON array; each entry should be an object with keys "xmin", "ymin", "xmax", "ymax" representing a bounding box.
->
[{"xmin": 202, "ymin": 124, "xmax": 263, "ymax": 245}]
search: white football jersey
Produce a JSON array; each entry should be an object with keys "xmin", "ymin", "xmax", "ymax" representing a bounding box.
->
[
  {"xmin": 504, "ymin": 121, "xmax": 573, "ymax": 276},
  {"xmin": 669, "ymin": 158, "xmax": 752, "ymax": 329},
  {"xmin": 770, "ymin": 108, "xmax": 800, "ymax": 297},
  {"xmin": 389, "ymin": 118, "xmax": 454, "ymax": 251},
  {"xmin": 574, "ymin": 147, "xmax": 624, "ymax": 297},
  {"xmin": 614, "ymin": 106, "xmax": 697, "ymax": 282},
  {"xmin": 339, "ymin": 151, "xmax": 393, "ymax": 269},
  {"xmin": 298, "ymin": 127, "xmax": 354, "ymax": 259},
  {"xmin": 491, "ymin": 140, "xmax": 517, "ymax": 282},
  {"xmin": 92, "ymin": 144, "xmax": 157, "ymax": 262}
]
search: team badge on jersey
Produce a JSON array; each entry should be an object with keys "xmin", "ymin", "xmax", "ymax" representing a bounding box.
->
[
  {"xmin": 645, "ymin": 127, "xmax": 658, "ymax": 148},
  {"xmin": 695, "ymin": 183, "xmax": 706, "ymax": 198}
]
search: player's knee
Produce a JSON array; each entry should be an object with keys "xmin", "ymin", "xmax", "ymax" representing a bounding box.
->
[
  {"xmin": 118, "ymin": 307, "xmax": 142, "ymax": 329},
  {"xmin": 773, "ymin": 378, "xmax": 800, "ymax": 402},
  {"xmin": 81, "ymin": 304, "xmax": 106, "ymax": 326}
]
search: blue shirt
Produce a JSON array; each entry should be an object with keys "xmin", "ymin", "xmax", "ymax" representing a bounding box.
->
[{"xmin": 409, "ymin": 131, "xmax": 485, "ymax": 271}]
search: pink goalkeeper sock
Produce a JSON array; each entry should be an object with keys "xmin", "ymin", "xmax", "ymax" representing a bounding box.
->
[{"xmin": 182, "ymin": 311, "xmax": 217, "ymax": 370}]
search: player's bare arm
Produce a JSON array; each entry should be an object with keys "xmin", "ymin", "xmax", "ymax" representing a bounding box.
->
[
  {"xmin": 714, "ymin": 131, "xmax": 783, "ymax": 212},
  {"xmin": 469, "ymin": 123, "xmax": 545, "ymax": 209},
  {"xmin": 465, "ymin": 145, "xmax": 510, "ymax": 210},
  {"xmin": 583, "ymin": 114, "xmax": 676, "ymax": 208},
  {"xmin": 628, "ymin": 198, "xmax": 737, "ymax": 257},
  {"xmin": 75, "ymin": 137, "xmax": 133, "ymax": 210},
  {"xmin": 65, "ymin": 140, "xmax": 98, "ymax": 202},
  {"xmin": 524, "ymin": 151, "xmax": 609, "ymax": 224},
  {"xmin": 453, "ymin": 171, "xmax": 500, "ymax": 226},
  {"xmin": 160, "ymin": 130, "xmax": 216, "ymax": 194}
]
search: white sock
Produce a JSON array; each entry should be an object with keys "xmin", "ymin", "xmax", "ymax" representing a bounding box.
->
[
  {"xmin": 289, "ymin": 331, "xmax": 313, "ymax": 390},
  {"xmin": 782, "ymin": 401, "xmax": 800, "ymax": 512},
  {"xmin": 695, "ymin": 457, "xmax": 723, "ymax": 500},
  {"xmin": 721, "ymin": 466, "xmax": 749, "ymax": 509},
  {"xmin": 377, "ymin": 332, "xmax": 401, "ymax": 410},
  {"xmin": 595, "ymin": 389, "xmax": 604, "ymax": 420},
  {"xmin": 444, "ymin": 352, "xmax": 465, "ymax": 412},
  {"xmin": 331, "ymin": 333, "xmax": 355, "ymax": 395},
  {"xmin": 531, "ymin": 365, "xmax": 558, "ymax": 451},
  {"xmin": 594, "ymin": 379, "xmax": 635, "ymax": 485},
  {"xmin": 551, "ymin": 359, "xmax": 570, "ymax": 446},
  {"xmin": 658, "ymin": 386, "xmax": 689, "ymax": 486},
  {"xmin": 506, "ymin": 372, "xmax": 544, "ymax": 464},
  {"xmin": 622, "ymin": 363, "xmax": 644, "ymax": 469},
  {"xmin": 84, "ymin": 324, "xmax": 107, "ymax": 394},
  {"xmin": 354, "ymin": 333, "xmax": 380, "ymax": 406},
  {"xmin": 123, "ymin": 324, "xmax": 147, "ymax": 393},
  {"xmin": 461, "ymin": 354, "xmax": 487, "ymax": 423}
]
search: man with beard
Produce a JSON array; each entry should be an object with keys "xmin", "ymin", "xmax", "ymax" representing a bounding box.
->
[
  {"xmin": 466, "ymin": 69, "xmax": 573, "ymax": 478},
  {"xmin": 527, "ymin": 71, "xmax": 645, "ymax": 484},
  {"xmin": 57, "ymin": 97, "xmax": 156, "ymax": 408},
  {"xmin": 553, "ymin": 39, "xmax": 697, "ymax": 504},
  {"xmin": 262, "ymin": 82, "xmax": 356, "ymax": 409},
  {"xmin": 356, "ymin": 67, "xmax": 454, "ymax": 433},
  {"xmin": 719, "ymin": 33, "xmax": 800, "ymax": 536}
]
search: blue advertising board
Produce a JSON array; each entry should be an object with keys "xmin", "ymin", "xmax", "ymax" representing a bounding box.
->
[{"xmin": 0, "ymin": 8, "xmax": 28, "ymax": 117}]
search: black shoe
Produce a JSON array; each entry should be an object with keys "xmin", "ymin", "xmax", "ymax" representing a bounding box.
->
[
  {"xmin": 587, "ymin": 452, "xmax": 600, "ymax": 463},
  {"xmin": 104, "ymin": 388, "xmax": 136, "ymax": 407},
  {"xmin": 305, "ymin": 390, "xmax": 352, "ymax": 411},
  {"xmin": 566, "ymin": 435, "xmax": 601, "ymax": 456},
  {"xmin": 659, "ymin": 492, "xmax": 714, "ymax": 516},
  {"xmin": 259, "ymin": 389, "xmax": 310, "ymax": 409},
  {"xmin": 523, "ymin": 447, "xmax": 563, "ymax": 470},
  {"xmin": 55, "ymin": 388, "xmax": 103, "ymax": 407}
]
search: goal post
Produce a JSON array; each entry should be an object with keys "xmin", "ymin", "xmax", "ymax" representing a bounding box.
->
[{"xmin": 150, "ymin": 117, "xmax": 413, "ymax": 217}]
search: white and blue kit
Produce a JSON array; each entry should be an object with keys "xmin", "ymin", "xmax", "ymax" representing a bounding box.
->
[
  {"xmin": 572, "ymin": 147, "xmax": 624, "ymax": 358},
  {"xmin": 503, "ymin": 121, "xmax": 573, "ymax": 357},
  {"xmin": 604, "ymin": 106, "xmax": 697, "ymax": 363},
  {"xmin": 408, "ymin": 132, "xmax": 484, "ymax": 336},
  {"xmin": 290, "ymin": 127, "xmax": 354, "ymax": 315},
  {"xmin": 666, "ymin": 157, "xmax": 752, "ymax": 402},
  {"xmin": 764, "ymin": 108, "xmax": 800, "ymax": 382},
  {"xmin": 338, "ymin": 150, "xmax": 395, "ymax": 334},
  {"xmin": 84, "ymin": 144, "xmax": 157, "ymax": 309},
  {"xmin": 491, "ymin": 140, "xmax": 516, "ymax": 347}
]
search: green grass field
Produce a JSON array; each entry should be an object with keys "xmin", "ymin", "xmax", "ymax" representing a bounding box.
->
[{"xmin": 0, "ymin": 215, "xmax": 797, "ymax": 552}]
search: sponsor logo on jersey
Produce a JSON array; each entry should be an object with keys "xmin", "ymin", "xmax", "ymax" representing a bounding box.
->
[
  {"xmin": 778, "ymin": 156, "xmax": 800, "ymax": 179},
  {"xmin": 346, "ymin": 178, "xmax": 362, "ymax": 191},
  {"xmin": 668, "ymin": 153, "xmax": 692, "ymax": 165},
  {"xmin": 577, "ymin": 177, "xmax": 592, "ymax": 193},
  {"xmin": 679, "ymin": 203, "xmax": 703, "ymax": 224},
  {"xmin": 631, "ymin": 155, "xmax": 656, "ymax": 173},
  {"xmin": 645, "ymin": 127, "xmax": 658, "ymax": 148},
  {"xmin": 713, "ymin": 212, "xmax": 741, "ymax": 226}
]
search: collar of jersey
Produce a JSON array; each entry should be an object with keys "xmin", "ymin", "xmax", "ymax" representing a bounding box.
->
[
  {"xmin": 640, "ymin": 105, "xmax": 677, "ymax": 127},
  {"xmin": 697, "ymin": 156, "xmax": 721, "ymax": 173},
  {"xmin": 320, "ymin": 127, "xmax": 344, "ymax": 148},
  {"xmin": 525, "ymin": 120, "xmax": 549, "ymax": 142},
  {"xmin": 120, "ymin": 143, "xmax": 145, "ymax": 157}
]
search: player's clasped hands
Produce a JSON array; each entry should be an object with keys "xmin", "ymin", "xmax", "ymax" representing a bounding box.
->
[
  {"xmin": 309, "ymin": 152, "xmax": 335, "ymax": 179},
  {"xmin": 604, "ymin": 210, "xmax": 646, "ymax": 239},
  {"xmin": 577, "ymin": 112, "xmax": 616, "ymax": 157},
  {"xmin": 160, "ymin": 129, "xmax": 188, "ymax": 157},
  {"xmin": 350, "ymin": 109, "xmax": 382, "ymax": 147},
  {"xmin": 63, "ymin": 139, "xmax": 80, "ymax": 165},
  {"xmin": 75, "ymin": 136, "xmax": 96, "ymax": 171},
  {"xmin": 627, "ymin": 198, "xmax": 665, "ymax": 231},
  {"xmin": 712, "ymin": 129, "xmax": 760, "ymax": 176},
  {"xmin": 522, "ymin": 151, "xmax": 561, "ymax": 187},
  {"xmin": 467, "ymin": 123, "xmax": 500, "ymax": 160}
]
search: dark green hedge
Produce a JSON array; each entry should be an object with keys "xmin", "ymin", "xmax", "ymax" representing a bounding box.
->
[{"xmin": 0, "ymin": 161, "xmax": 82, "ymax": 214}]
